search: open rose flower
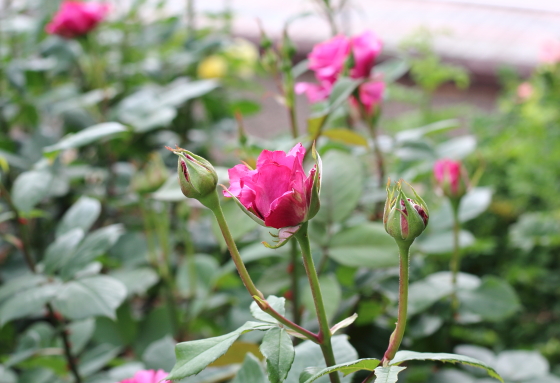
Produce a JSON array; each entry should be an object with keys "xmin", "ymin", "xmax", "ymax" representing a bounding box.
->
[
  {"xmin": 308, "ymin": 35, "xmax": 350, "ymax": 84},
  {"xmin": 352, "ymin": 80, "xmax": 385, "ymax": 115},
  {"xmin": 433, "ymin": 159, "xmax": 469, "ymax": 199},
  {"xmin": 223, "ymin": 143, "xmax": 321, "ymax": 230},
  {"xmin": 119, "ymin": 369, "xmax": 170, "ymax": 383},
  {"xmin": 46, "ymin": 1, "xmax": 110, "ymax": 39},
  {"xmin": 350, "ymin": 30, "xmax": 383, "ymax": 79}
]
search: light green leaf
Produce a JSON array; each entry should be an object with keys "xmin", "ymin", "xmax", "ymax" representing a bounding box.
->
[
  {"xmin": 250, "ymin": 295, "xmax": 286, "ymax": 324},
  {"xmin": 0, "ymin": 282, "xmax": 62, "ymax": 325},
  {"xmin": 260, "ymin": 327, "xmax": 295, "ymax": 383},
  {"xmin": 56, "ymin": 196, "xmax": 101, "ymax": 238},
  {"xmin": 458, "ymin": 277, "xmax": 520, "ymax": 322},
  {"xmin": 231, "ymin": 353, "xmax": 266, "ymax": 383},
  {"xmin": 314, "ymin": 150, "xmax": 364, "ymax": 224},
  {"xmin": 285, "ymin": 336, "xmax": 358, "ymax": 383},
  {"xmin": 0, "ymin": 366, "xmax": 17, "ymax": 383},
  {"xmin": 11, "ymin": 170, "xmax": 54, "ymax": 213},
  {"xmin": 68, "ymin": 319, "xmax": 96, "ymax": 354},
  {"xmin": 312, "ymin": 77, "xmax": 362, "ymax": 119},
  {"xmin": 395, "ymin": 119, "xmax": 459, "ymax": 143},
  {"xmin": 373, "ymin": 366, "xmax": 406, "ymax": 383},
  {"xmin": 143, "ymin": 336, "xmax": 176, "ymax": 372},
  {"xmin": 374, "ymin": 58, "xmax": 410, "ymax": 83},
  {"xmin": 435, "ymin": 135, "xmax": 476, "ymax": 160},
  {"xmin": 51, "ymin": 275, "xmax": 127, "ymax": 320},
  {"xmin": 416, "ymin": 230, "xmax": 475, "ymax": 254},
  {"xmin": 43, "ymin": 122, "xmax": 128, "ymax": 154},
  {"xmin": 0, "ymin": 274, "xmax": 48, "ymax": 304},
  {"xmin": 390, "ymin": 351, "xmax": 503, "ymax": 382},
  {"xmin": 60, "ymin": 224, "xmax": 124, "ymax": 279},
  {"xmin": 167, "ymin": 321, "xmax": 273, "ymax": 381},
  {"xmin": 111, "ymin": 268, "xmax": 159, "ymax": 297},
  {"xmin": 43, "ymin": 228, "xmax": 85, "ymax": 274},
  {"xmin": 158, "ymin": 79, "xmax": 219, "ymax": 108},
  {"xmin": 329, "ymin": 223, "xmax": 398, "ymax": 268},
  {"xmin": 302, "ymin": 274, "xmax": 341, "ymax": 321},
  {"xmin": 323, "ymin": 129, "xmax": 368, "ymax": 147},
  {"xmin": 152, "ymin": 175, "xmax": 185, "ymax": 202},
  {"xmin": 301, "ymin": 358, "xmax": 380, "ymax": 383}
]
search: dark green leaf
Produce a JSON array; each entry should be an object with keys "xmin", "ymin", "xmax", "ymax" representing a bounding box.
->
[
  {"xmin": 390, "ymin": 351, "xmax": 503, "ymax": 382},
  {"xmin": 300, "ymin": 358, "xmax": 380, "ymax": 383},
  {"xmin": 78, "ymin": 343, "xmax": 122, "ymax": 377},
  {"xmin": 260, "ymin": 327, "xmax": 295, "ymax": 383}
]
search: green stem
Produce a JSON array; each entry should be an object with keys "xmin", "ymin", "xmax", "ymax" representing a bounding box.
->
[
  {"xmin": 450, "ymin": 199, "xmax": 461, "ymax": 313},
  {"xmin": 381, "ymin": 242, "xmax": 411, "ymax": 366},
  {"xmin": 284, "ymin": 70, "xmax": 299, "ymax": 138},
  {"xmin": 289, "ymin": 240, "xmax": 302, "ymax": 329},
  {"xmin": 294, "ymin": 222, "xmax": 340, "ymax": 383},
  {"xmin": 207, "ymin": 192, "xmax": 318, "ymax": 343}
]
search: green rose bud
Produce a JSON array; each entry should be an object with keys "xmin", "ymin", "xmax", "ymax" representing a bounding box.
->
[
  {"xmin": 167, "ymin": 146, "xmax": 218, "ymax": 205},
  {"xmin": 383, "ymin": 180, "xmax": 429, "ymax": 246}
]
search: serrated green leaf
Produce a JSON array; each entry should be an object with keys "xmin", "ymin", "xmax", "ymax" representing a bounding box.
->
[
  {"xmin": 0, "ymin": 274, "xmax": 48, "ymax": 304},
  {"xmin": 390, "ymin": 351, "xmax": 503, "ymax": 382},
  {"xmin": 56, "ymin": 196, "xmax": 101, "ymax": 238},
  {"xmin": 250, "ymin": 295, "xmax": 286, "ymax": 324},
  {"xmin": 373, "ymin": 366, "xmax": 406, "ymax": 383},
  {"xmin": 231, "ymin": 353, "xmax": 266, "ymax": 383},
  {"xmin": 51, "ymin": 275, "xmax": 127, "ymax": 320},
  {"xmin": 43, "ymin": 122, "xmax": 128, "ymax": 154},
  {"xmin": 261, "ymin": 327, "xmax": 295, "ymax": 383},
  {"xmin": 458, "ymin": 277, "xmax": 520, "ymax": 322},
  {"xmin": 43, "ymin": 228, "xmax": 85, "ymax": 274},
  {"xmin": 11, "ymin": 170, "xmax": 54, "ymax": 213},
  {"xmin": 166, "ymin": 321, "xmax": 273, "ymax": 381},
  {"xmin": 301, "ymin": 358, "xmax": 380, "ymax": 383}
]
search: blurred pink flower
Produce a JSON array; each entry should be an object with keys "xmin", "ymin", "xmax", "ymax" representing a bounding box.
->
[
  {"xmin": 308, "ymin": 35, "xmax": 351, "ymax": 84},
  {"xmin": 223, "ymin": 143, "xmax": 319, "ymax": 229},
  {"xmin": 294, "ymin": 81, "xmax": 332, "ymax": 103},
  {"xmin": 540, "ymin": 40, "xmax": 560, "ymax": 64},
  {"xmin": 356, "ymin": 80, "xmax": 385, "ymax": 114},
  {"xmin": 46, "ymin": 1, "xmax": 109, "ymax": 39},
  {"xmin": 350, "ymin": 30, "xmax": 383, "ymax": 79},
  {"xmin": 119, "ymin": 370, "xmax": 170, "ymax": 383},
  {"xmin": 433, "ymin": 159, "xmax": 468, "ymax": 199},
  {"xmin": 516, "ymin": 82, "xmax": 534, "ymax": 101}
]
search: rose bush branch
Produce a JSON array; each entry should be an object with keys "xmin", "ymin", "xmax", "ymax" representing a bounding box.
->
[{"xmin": 0, "ymin": 181, "xmax": 83, "ymax": 383}]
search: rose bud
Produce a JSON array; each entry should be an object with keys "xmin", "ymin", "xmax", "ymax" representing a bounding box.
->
[
  {"xmin": 223, "ymin": 143, "xmax": 321, "ymax": 230},
  {"xmin": 46, "ymin": 1, "xmax": 110, "ymax": 39},
  {"xmin": 384, "ymin": 180, "xmax": 429, "ymax": 245},
  {"xmin": 167, "ymin": 147, "xmax": 218, "ymax": 205},
  {"xmin": 433, "ymin": 159, "xmax": 469, "ymax": 200}
]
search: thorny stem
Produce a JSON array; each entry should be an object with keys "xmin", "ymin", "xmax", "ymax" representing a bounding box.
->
[
  {"xmin": 208, "ymin": 192, "xmax": 319, "ymax": 343},
  {"xmin": 450, "ymin": 199, "xmax": 461, "ymax": 314},
  {"xmin": 294, "ymin": 222, "xmax": 341, "ymax": 383},
  {"xmin": 381, "ymin": 242, "xmax": 411, "ymax": 366},
  {"xmin": 0, "ymin": 182, "xmax": 83, "ymax": 383}
]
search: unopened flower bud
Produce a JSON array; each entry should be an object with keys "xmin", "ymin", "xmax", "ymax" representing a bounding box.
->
[
  {"xmin": 167, "ymin": 147, "xmax": 218, "ymax": 203},
  {"xmin": 433, "ymin": 159, "xmax": 469, "ymax": 200},
  {"xmin": 384, "ymin": 180, "xmax": 429, "ymax": 246}
]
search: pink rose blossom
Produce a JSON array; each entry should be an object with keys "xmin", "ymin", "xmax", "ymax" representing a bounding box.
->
[
  {"xmin": 46, "ymin": 1, "xmax": 109, "ymax": 39},
  {"xmin": 433, "ymin": 159, "xmax": 468, "ymax": 198},
  {"xmin": 516, "ymin": 82, "xmax": 533, "ymax": 101},
  {"xmin": 350, "ymin": 30, "xmax": 383, "ymax": 79},
  {"xmin": 308, "ymin": 35, "xmax": 351, "ymax": 84},
  {"xmin": 540, "ymin": 40, "xmax": 560, "ymax": 64},
  {"xmin": 294, "ymin": 81, "xmax": 332, "ymax": 103},
  {"xmin": 119, "ymin": 369, "xmax": 170, "ymax": 383},
  {"xmin": 223, "ymin": 143, "xmax": 319, "ymax": 229},
  {"xmin": 356, "ymin": 80, "xmax": 385, "ymax": 114}
]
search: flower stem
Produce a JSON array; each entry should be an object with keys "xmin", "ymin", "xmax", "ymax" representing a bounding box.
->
[
  {"xmin": 450, "ymin": 199, "xmax": 461, "ymax": 313},
  {"xmin": 381, "ymin": 242, "xmax": 411, "ymax": 366},
  {"xmin": 207, "ymin": 192, "xmax": 319, "ymax": 343},
  {"xmin": 290, "ymin": 240, "xmax": 302, "ymax": 327},
  {"xmin": 294, "ymin": 222, "xmax": 341, "ymax": 383}
]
